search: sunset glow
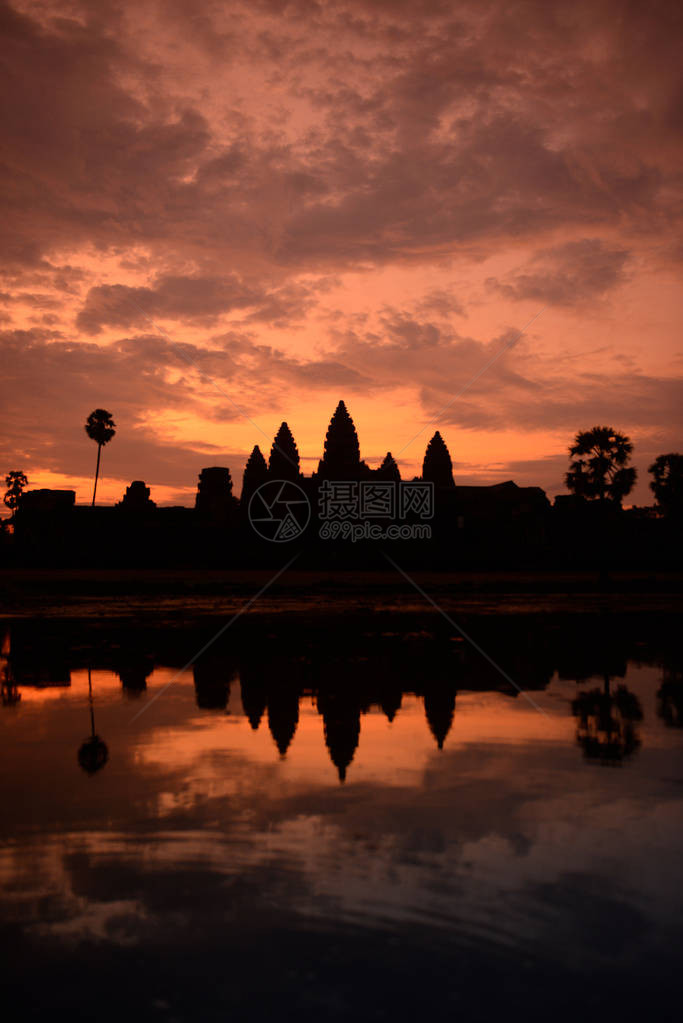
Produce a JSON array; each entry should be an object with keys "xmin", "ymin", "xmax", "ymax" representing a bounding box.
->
[{"xmin": 2, "ymin": 0, "xmax": 681, "ymax": 505}]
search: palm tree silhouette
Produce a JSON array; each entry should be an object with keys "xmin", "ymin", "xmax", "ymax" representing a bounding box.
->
[
  {"xmin": 77, "ymin": 668, "xmax": 108, "ymax": 774},
  {"xmin": 85, "ymin": 409, "xmax": 116, "ymax": 506},
  {"xmin": 565, "ymin": 426, "xmax": 636, "ymax": 505},
  {"xmin": 3, "ymin": 470, "xmax": 28, "ymax": 522},
  {"xmin": 0, "ymin": 629, "xmax": 19, "ymax": 705},
  {"xmin": 1, "ymin": 656, "xmax": 20, "ymax": 706},
  {"xmin": 572, "ymin": 674, "xmax": 643, "ymax": 764},
  {"xmin": 649, "ymin": 452, "xmax": 683, "ymax": 519},
  {"xmin": 657, "ymin": 669, "xmax": 683, "ymax": 728}
]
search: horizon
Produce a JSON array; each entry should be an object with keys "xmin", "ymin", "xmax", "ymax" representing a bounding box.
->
[
  {"xmin": 6, "ymin": 396, "xmax": 667, "ymax": 509},
  {"xmin": 8, "ymin": 398, "xmax": 571, "ymax": 506},
  {"xmin": 5, "ymin": 401, "xmax": 652, "ymax": 508}
]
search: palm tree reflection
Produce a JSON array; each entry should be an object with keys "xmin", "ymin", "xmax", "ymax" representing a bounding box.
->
[
  {"xmin": 0, "ymin": 630, "xmax": 20, "ymax": 706},
  {"xmin": 1, "ymin": 663, "xmax": 20, "ymax": 706},
  {"xmin": 78, "ymin": 668, "xmax": 109, "ymax": 774},
  {"xmin": 657, "ymin": 669, "xmax": 683, "ymax": 728},
  {"xmin": 572, "ymin": 674, "xmax": 643, "ymax": 765}
]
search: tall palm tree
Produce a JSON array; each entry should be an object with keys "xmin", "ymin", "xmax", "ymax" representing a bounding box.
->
[
  {"xmin": 565, "ymin": 426, "xmax": 636, "ymax": 505},
  {"xmin": 3, "ymin": 470, "xmax": 28, "ymax": 521},
  {"xmin": 85, "ymin": 409, "xmax": 116, "ymax": 506}
]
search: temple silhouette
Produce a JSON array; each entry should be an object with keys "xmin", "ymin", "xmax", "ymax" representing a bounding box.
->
[{"xmin": 7, "ymin": 399, "xmax": 588, "ymax": 568}]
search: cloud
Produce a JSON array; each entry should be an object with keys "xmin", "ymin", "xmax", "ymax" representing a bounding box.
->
[
  {"xmin": 0, "ymin": 327, "xmax": 241, "ymax": 487},
  {"xmin": 2, "ymin": 0, "xmax": 680, "ymax": 280},
  {"xmin": 1, "ymin": 0, "xmax": 680, "ymax": 504},
  {"xmin": 486, "ymin": 239, "xmax": 630, "ymax": 306},
  {"xmin": 76, "ymin": 276, "xmax": 262, "ymax": 333},
  {"xmin": 428, "ymin": 372, "xmax": 683, "ymax": 435},
  {"xmin": 414, "ymin": 289, "xmax": 466, "ymax": 319},
  {"xmin": 0, "ymin": 325, "xmax": 370, "ymax": 490},
  {"xmin": 326, "ymin": 316, "xmax": 546, "ymax": 400}
]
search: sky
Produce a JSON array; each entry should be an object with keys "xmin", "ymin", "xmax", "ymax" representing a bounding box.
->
[{"xmin": 1, "ymin": 0, "xmax": 682, "ymax": 505}]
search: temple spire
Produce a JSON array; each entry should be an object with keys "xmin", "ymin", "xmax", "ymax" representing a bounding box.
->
[
  {"xmin": 318, "ymin": 688, "xmax": 361, "ymax": 783},
  {"xmin": 422, "ymin": 431, "xmax": 455, "ymax": 489},
  {"xmin": 317, "ymin": 400, "xmax": 364, "ymax": 480},
  {"xmin": 269, "ymin": 422, "xmax": 301, "ymax": 480},
  {"xmin": 241, "ymin": 445, "xmax": 268, "ymax": 505},
  {"xmin": 376, "ymin": 451, "xmax": 401, "ymax": 482},
  {"xmin": 267, "ymin": 685, "xmax": 300, "ymax": 756},
  {"xmin": 424, "ymin": 682, "xmax": 456, "ymax": 750}
]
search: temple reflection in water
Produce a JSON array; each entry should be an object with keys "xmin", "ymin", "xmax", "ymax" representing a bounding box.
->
[
  {"xmin": 1, "ymin": 602, "xmax": 683, "ymax": 1023},
  {"xmin": 2, "ymin": 611, "xmax": 681, "ymax": 780}
]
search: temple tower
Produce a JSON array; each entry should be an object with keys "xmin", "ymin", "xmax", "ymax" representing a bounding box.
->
[
  {"xmin": 422, "ymin": 431, "xmax": 455, "ymax": 489},
  {"xmin": 317, "ymin": 400, "xmax": 367, "ymax": 480}
]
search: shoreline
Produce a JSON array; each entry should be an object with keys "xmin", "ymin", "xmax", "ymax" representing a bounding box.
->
[{"xmin": 2, "ymin": 567, "xmax": 682, "ymax": 619}]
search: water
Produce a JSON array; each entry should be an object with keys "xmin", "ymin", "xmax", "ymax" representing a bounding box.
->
[{"xmin": 1, "ymin": 609, "xmax": 682, "ymax": 1020}]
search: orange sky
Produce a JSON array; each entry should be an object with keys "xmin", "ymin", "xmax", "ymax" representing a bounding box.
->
[{"xmin": 1, "ymin": 0, "xmax": 682, "ymax": 505}]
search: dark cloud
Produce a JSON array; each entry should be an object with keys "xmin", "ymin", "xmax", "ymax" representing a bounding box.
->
[
  {"xmin": 428, "ymin": 373, "xmax": 683, "ymax": 435},
  {"xmin": 76, "ymin": 276, "xmax": 325, "ymax": 333},
  {"xmin": 486, "ymin": 239, "xmax": 630, "ymax": 306},
  {"xmin": 414, "ymin": 289, "xmax": 466, "ymax": 319},
  {"xmin": 327, "ymin": 317, "xmax": 544, "ymax": 399},
  {"xmin": 77, "ymin": 276, "xmax": 259, "ymax": 333},
  {"xmin": 2, "ymin": 0, "xmax": 680, "ymax": 278}
]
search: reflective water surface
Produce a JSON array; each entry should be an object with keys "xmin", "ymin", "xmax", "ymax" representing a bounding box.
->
[{"xmin": 1, "ymin": 610, "xmax": 682, "ymax": 1021}]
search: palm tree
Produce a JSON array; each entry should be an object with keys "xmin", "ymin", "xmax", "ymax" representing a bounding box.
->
[
  {"xmin": 85, "ymin": 409, "xmax": 116, "ymax": 506},
  {"xmin": 649, "ymin": 452, "xmax": 683, "ymax": 518},
  {"xmin": 565, "ymin": 426, "xmax": 636, "ymax": 505},
  {"xmin": 3, "ymin": 470, "xmax": 28, "ymax": 521}
]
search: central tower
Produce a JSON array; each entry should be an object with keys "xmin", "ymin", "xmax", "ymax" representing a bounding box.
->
[{"xmin": 317, "ymin": 400, "xmax": 367, "ymax": 480}]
